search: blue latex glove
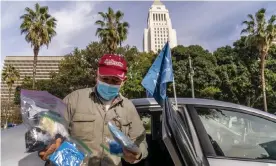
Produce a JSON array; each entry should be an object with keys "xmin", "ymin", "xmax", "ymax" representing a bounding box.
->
[
  {"xmin": 49, "ymin": 141, "xmax": 85, "ymax": 166},
  {"xmin": 109, "ymin": 140, "xmax": 123, "ymax": 155}
]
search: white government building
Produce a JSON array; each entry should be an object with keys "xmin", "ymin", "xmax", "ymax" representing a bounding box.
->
[{"xmin": 143, "ymin": 0, "xmax": 177, "ymax": 53}]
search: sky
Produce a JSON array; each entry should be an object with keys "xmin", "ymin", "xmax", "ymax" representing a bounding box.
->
[{"xmin": 1, "ymin": 0, "xmax": 276, "ymax": 68}]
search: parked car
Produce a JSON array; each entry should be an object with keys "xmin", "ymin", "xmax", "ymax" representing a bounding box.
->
[
  {"xmin": 131, "ymin": 98, "xmax": 276, "ymax": 166},
  {"xmin": 2, "ymin": 98, "xmax": 276, "ymax": 166}
]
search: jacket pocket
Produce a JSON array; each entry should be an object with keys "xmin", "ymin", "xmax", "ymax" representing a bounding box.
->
[
  {"xmin": 122, "ymin": 121, "xmax": 131, "ymax": 137},
  {"xmin": 71, "ymin": 113, "xmax": 96, "ymax": 141},
  {"xmin": 112, "ymin": 117, "xmax": 131, "ymax": 137}
]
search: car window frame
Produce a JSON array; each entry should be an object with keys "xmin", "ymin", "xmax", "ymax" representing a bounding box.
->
[
  {"xmin": 177, "ymin": 105, "xmax": 210, "ymax": 166},
  {"xmin": 162, "ymin": 99, "xmax": 206, "ymax": 166},
  {"xmin": 187, "ymin": 104, "xmax": 276, "ymax": 164}
]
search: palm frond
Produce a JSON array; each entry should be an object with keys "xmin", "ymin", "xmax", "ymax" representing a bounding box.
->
[
  {"xmin": 95, "ymin": 20, "xmax": 105, "ymax": 27},
  {"xmin": 115, "ymin": 10, "xmax": 124, "ymax": 22},
  {"xmin": 20, "ymin": 3, "xmax": 57, "ymax": 52},
  {"xmin": 268, "ymin": 15, "xmax": 276, "ymax": 25},
  {"xmin": 95, "ymin": 7, "xmax": 129, "ymax": 52},
  {"xmin": 247, "ymin": 14, "xmax": 255, "ymax": 22}
]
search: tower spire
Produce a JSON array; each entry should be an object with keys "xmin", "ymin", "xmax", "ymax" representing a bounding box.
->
[{"xmin": 153, "ymin": 0, "xmax": 163, "ymax": 6}]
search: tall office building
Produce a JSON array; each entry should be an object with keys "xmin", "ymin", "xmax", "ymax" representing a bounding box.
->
[
  {"xmin": 1, "ymin": 56, "xmax": 64, "ymax": 101},
  {"xmin": 143, "ymin": 0, "xmax": 177, "ymax": 53}
]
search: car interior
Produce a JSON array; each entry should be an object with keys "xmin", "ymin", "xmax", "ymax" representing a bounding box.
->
[{"xmin": 122, "ymin": 107, "xmax": 175, "ymax": 166}]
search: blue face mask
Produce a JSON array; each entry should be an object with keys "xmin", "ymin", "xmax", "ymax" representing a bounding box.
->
[{"xmin": 96, "ymin": 80, "xmax": 120, "ymax": 101}]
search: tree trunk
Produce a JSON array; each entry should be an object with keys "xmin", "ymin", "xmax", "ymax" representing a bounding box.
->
[
  {"xmin": 260, "ymin": 51, "xmax": 268, "ymax": 112},
  {"xmin": 32, "ymin": 47, "xmax": 39, "ymax": 89},
  {"xmin": 5, "ymin": 88, "xmax": 11, "ymax": 129}
]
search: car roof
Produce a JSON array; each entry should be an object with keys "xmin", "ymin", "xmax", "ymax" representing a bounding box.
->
[
  {"xmin": 131, "ymin": 98, "xmax": 276, "ymax": 119},
  {"xmin": 1, "ymin": 125, "xmax": 46, "ymax": 166}
]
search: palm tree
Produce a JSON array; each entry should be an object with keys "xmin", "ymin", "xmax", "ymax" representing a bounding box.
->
[
  {"xmin": 20, "ymin": 3, "xmax": 57, "ymax": 89},
  {"xmin": 241, "ymin": 8, "xmax": 276, "ymax": 112},
  {"xmin": 117, "ymin": 21, "xmax": 129, "ymax": 47},
  {"xmin": 95, "ymin": 7, "xmax": 129, "ymax": 53},
  {"xmin": 1, "ymin": 64, "xmax": 20, "ymax": 128}
]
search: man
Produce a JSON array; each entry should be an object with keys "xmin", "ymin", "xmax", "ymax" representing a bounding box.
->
[{"xmin": 41, "ymin": 54, "xmax": 148, "ymax": 166}]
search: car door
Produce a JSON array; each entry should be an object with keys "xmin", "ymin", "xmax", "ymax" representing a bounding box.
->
[
  {"xmin": 162, "ymin": 98, "xmax": 207, "ymax": 166},
  {"xmin": 188, "ymin": 105, "xmax": 276, "ymax": 166}
]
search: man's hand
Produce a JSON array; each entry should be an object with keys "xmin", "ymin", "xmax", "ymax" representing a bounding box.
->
[
  {"xmin": 39, "ymin": 138, "xmax": 62, "ymax": 160},
  {"xmin": 123, "ymin": 148, "xmax": 142, "ymax": 164}
]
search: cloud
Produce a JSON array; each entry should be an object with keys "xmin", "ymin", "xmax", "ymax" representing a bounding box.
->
[
  {"xmin": 39, "ymin": 1, "xmax": 101, "ymax": 56},
  {"xmin": 1, "ymin": 2, "xmax": 33, "ymax": 30},
  {"xmin": 0, "ymin": 1, "xmax": 101, "ymax": 59},
  {"xmin": 1, "ymin": 0, "xmax": 276, "ymax": 64},
  {"xmin": 169, "ymin": 1, "xmax": 274, "ymax": 51}
]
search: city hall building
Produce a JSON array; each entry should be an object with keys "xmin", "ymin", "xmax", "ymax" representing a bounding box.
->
[{"xmin": 143, "ymin": 0, "xmax": 177, "ymax": 53}]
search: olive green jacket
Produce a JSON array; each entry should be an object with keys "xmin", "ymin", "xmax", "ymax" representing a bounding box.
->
[{"xmin": 62, "ymin": 87, "xmax": 148, "ymax": 166}]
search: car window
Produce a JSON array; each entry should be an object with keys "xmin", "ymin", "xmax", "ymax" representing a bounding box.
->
[{"xmin": 195, "ymin": 107, "xmax": 276, "ymax": 160}]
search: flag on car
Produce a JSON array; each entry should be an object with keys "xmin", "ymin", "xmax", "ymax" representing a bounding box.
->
[
  {"xmin": 146, "ymin": 90, "xmax": 153, "ymax": 98},
  {"xmin": 141, "ymin": 42, "xmax": 174, "ymax": 105}
]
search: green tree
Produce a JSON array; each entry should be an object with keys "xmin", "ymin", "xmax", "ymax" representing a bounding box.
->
[
  {"xmin": 95, "ymin": 7, "xmax": 129, "ymax": 53},
  {"xmin": 1, "ymin": 64, "xmax": 20, "ymax": 127},
  {"xmin": 117, "ymin": 21, "xmax": 129, "ymax": 47},
  {"xmin": 121, "ymin": 51, "xmax": 156, "ymax": 98},
  {"xmin": 48, "ymin": 42, "xmax": 141, "ymax": 99},
  {"xmin": 170, "ymin": 45, "xmax": 220, "ymax": 99},
  {"xmin": 214, "ymin": 44, "xmax": 260, "ymax": 107},
  {"xmin": 14, "ymin": 76, "xmax": 33, "ymax": 105},
  {"xmin": 266, "ymin": 44, "xmax": 276, "ymax": 112},
  {"xmin": 20, "ymin": 3, "xmax": 57, "ymax": 89},
  {"xmin": 241, "ymin": 8, "xmax": 276, "ymax": 112}
]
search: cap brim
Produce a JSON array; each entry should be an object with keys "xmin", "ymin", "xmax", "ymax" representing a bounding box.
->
[{"xmin": 98, "ymin": 66, "xmax": 126, "ymax": 80}]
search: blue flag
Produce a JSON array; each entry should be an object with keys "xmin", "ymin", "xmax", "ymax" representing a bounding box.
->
[
  {"xmin": 146, "ymin": 90, "xmax": 153, "ymax": 98},
  {"xmin": 142, "ymin": 42, "xmax": 174, "ymax": 105}
]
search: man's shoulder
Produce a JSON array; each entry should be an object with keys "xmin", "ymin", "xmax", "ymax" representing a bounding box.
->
[
  {"xmin": 120, "ymin": 95, "xmax": 136, "ymax": 110},
  {"xmin": 120, "ymin": 94, "xmax": 131, "ymax": 103}
]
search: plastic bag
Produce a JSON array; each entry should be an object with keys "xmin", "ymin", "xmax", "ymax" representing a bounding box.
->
[
  {"xmin": 101, "ymin": 137, "xmax": 123, "ymax": 157},
  {"xmin": 36, "ymin": 111, "xmax": 69, "ymax": 138},
  {"xmin": 20, "ymin": 89, "xmax": 70, "ymax": 152},
  {"xmin": 49, "ymin": 138, "xmax": 92, "ymax": 166},
  {"xmin": 107, "ymin": 122, "xmax": 140, "ymax": 154},
  {"xmin": 20, "ymin": 89, "xmax": 67, "ymax": 128},
  {"xmin": 25, "ymin": 127, "xmax": 53, "ymax": 152},
  {"xmin": 20, "ymin": 90, "xmax": 93, "ymax": 166}
]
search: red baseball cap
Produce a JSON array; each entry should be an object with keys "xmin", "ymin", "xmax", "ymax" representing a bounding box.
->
[{"xmin": 98, "ymin": 54, "xmax": 128, "ymax": 80}]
